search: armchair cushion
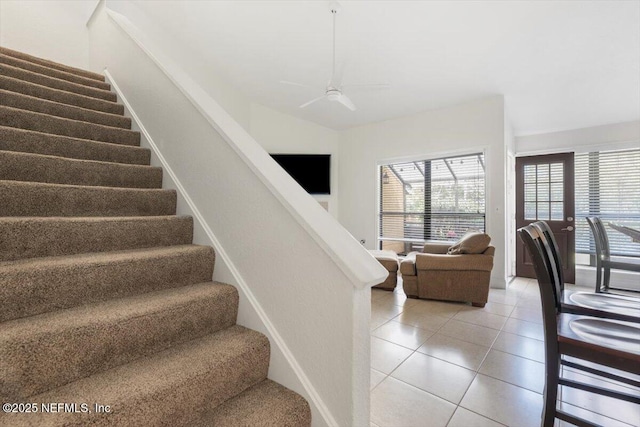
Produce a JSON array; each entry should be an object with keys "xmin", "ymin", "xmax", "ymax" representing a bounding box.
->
[
  {"xmin": 422, "ymin": 243, "xmax": 451, "ymax": 254},
  {"xmin": 447, "ymin": 231, "xmax": 491, "ymax": 255}
]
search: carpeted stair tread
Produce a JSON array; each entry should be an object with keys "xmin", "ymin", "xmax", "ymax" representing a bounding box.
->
[
  {"xmin": 0, "ymin": 89, "xmax": 130, "ymax": 128},
  {"xmin": 0, "ymin": 106, "xmax": 140, "ymax": 145},
  {"xmin": 0, "ymin": 216, "xmax": 193, "ymax": 261},
  {"xmin": 0, "ymin": 75, "xmax": 123, "ymax": 115},
  {"xmin": 0, "ymin": 126, "xmax": 149, "ymax": 165},
  {"xmin": 0, "ymin": 53, "xmax": 111, "ymax": 90},
  {"xmin": 0, "ymin": 281, "xmax": 239, "ymax": 400},
  {"xmin": 1, "ymin": 63, "xmax": 116, "ymax": 102},
  {"xmin": 0, "ymin": 46, "xmax": 105, "ymax": 81},
  {"xmin": 0, "ymin": 150, "xmax": 162, "ymax": 188},
  {"xmin": 0, "ymin": 180, "xmax": 176, "ymax": 217},
  {"xmin": 197, "ymin": 379, "xmax": 312, "ymax": 427},
  {"xmin": 0, "ymin": 326, "xmax": 269, "ymax": 427},
  {"xmin": 0, "ymin": 244, "xmax": 215, "ymax": 322}
]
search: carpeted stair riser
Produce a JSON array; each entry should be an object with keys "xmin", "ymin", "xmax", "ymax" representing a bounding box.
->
[
  {"xmin": 0, "ymin": 245, "xmax": 215, "ymax": 322},
  {"xmin": 0, "ymin": 46, "xmax": 105, "ymax": 81},
  {"xmin": 0, "ymin": 181, "xmax": 176, "ymax": 217},
  {"xmin": 1, "ymin": 89, "xmax": 131, "ymax": 129},
  {"xmin": 0, "ymin": 75, "xmax": 123, "ymax": 115},
  {"xmin": 0, "ymin": 216, "xmax": 193, "ymax": 261},
  {"xmin": 0, "ymin": 106, "xmax": 140, "ymax": 146},
  {"xmin": 0, "ymin": 326, "xmax": 270, "ymax": 427},
  {"xmin": 196, "ymin": 379, "xmax": 312, "ymax": 426},
  {"xmin": 0, "ymin": 151, "xmax": 162, "ymax": 189},
  {"xmin": 0, "ymin": 126, "xmax": 149, "ymax": 165},
  {"xmin": 0, "ymin": 63, "xmax": 116, "ymax": 102},
  {"xmin": 0, "ymin": 53, "xmax": 111, "ymax": 90},
  {"xmin": 0, "ymin": 283, "xmax": 239, "ymax": 400}
]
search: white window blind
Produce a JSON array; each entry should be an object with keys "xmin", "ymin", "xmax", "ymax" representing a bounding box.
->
[
  {"xmin": 575, "ymin": 148, "xmax": 640, "ymax": 258},
  {"xmin": 379, "ymin": 153, "xmax": 485, "ymax": 254}
]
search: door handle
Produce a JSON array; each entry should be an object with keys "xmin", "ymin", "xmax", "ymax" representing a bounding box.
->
[{"xmin": 561, "ymin": 226, "xmax": 574, "ymax": 231}]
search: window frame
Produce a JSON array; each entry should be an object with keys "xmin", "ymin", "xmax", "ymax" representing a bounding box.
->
[{"xmin": 377, "ymin": 151, "xmax": 487, "ymax": 254}]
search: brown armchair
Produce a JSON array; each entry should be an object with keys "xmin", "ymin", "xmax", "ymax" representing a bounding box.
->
[{"xmin": 401, "ymin": 240, "xmax": 494, "ymax": 307}]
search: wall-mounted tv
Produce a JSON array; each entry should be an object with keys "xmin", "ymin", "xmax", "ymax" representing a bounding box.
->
[{"xmin": 271, "ymin": 154, "xmax": 331, "ymax": 195}]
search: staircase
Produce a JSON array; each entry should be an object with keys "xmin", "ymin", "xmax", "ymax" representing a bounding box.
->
[{"xmin": 0, "ymin": 47, "xmax": 311, "ymax": 426}]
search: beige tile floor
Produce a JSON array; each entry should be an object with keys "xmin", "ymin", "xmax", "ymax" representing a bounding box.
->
[{"xmin": 370, "ymin": 277, "xmax": 640, "ymax": 427}]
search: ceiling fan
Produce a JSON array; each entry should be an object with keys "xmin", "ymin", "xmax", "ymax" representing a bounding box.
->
[{"xmin": 280, "ymin": 2, "xmax": 389, "ymax": 111}]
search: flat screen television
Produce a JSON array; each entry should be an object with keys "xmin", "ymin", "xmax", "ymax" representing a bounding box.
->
[{"xmin": 271, "ymin": 154, "xmax": 331, "ymax": 195}]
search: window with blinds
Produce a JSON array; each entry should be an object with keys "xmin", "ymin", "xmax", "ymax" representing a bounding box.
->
[
  {"xmin": 575, "ymin": 148, "xmax": 640, "ymax": 259},
  {"xmin": 379, "ymin": 153, "xmax": 485, "ymax": 254}
]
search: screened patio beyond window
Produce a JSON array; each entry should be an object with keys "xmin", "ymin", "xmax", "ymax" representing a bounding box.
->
[{"xmin": 379, "ymin": 153, "xmax": 486, "ymax": 255}]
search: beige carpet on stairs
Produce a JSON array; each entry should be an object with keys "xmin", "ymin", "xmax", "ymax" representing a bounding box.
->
[{"xmin": 0, "ymin": 46, "xmax": 311, "ymax": 427}]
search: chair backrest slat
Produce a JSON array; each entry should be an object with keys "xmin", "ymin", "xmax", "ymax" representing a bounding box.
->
[
  {"xmin": 594, "ymin": 217, "xmax": 612, "ymax": 257},
  {"xmin": 531, "ymin": 222, "xmax": 564, "ymax": 310},
  {"xmin": 517, "ymin": 223, "xmax": 560, "ymax": 346},
  {"xmin": 587, "ymin": 216, "xmax": 611, "ymax": 260}
]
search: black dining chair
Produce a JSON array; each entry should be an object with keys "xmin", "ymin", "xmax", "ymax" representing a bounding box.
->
[
  {"xmin": 532, "ymin": 221, "xmax": 639, "ymax": 323},
  {"xmin": 586, "ymin": 217, "xmax": 640, "ymax": 293},
  {"xmin": 518, "ymin": 223, "xmax": 640, "ymax": 427}
]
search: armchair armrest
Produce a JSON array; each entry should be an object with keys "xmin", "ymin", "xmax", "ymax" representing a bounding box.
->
[
  {"xmin": 400, "ymin": 252, "xmax": 418, "ymax": 276},
  {"xmin": 416, "ymin": 253, "xmax": 494, "ymax": 272}
]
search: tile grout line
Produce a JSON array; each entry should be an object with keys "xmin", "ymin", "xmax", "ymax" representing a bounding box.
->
[
  {"xmin": 453, "ymin": 283, "xmax": 542, "ymax": 425},
  {"xmin": 370, "ymin": 277, "xmax": 633, "ymax": 427}
]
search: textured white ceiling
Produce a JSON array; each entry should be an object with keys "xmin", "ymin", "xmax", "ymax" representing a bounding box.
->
[{"xmin": 129, "ymin": 0, "xmax": 640, "ymax": 135}]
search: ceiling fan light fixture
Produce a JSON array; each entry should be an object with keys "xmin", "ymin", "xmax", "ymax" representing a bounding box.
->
[{"xmin": 326, "ymin": 89, "xmax": 341, "ymax": 101}]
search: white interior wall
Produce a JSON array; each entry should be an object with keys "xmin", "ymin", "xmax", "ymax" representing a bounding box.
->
[
  {"xmin": 103, "ymin": 0, "xmax": 252, "ymax": 130},
  {"xmin": 248, "ymin": 103, "xmax": 340, "ymax": 217},
  {"xmin": 338, "ymin": 96, "xmax": 509, "ymax": 288},
  {"xmin": 516, "ymin": 120, "xmax": 640, "ymax": 155},
  {"xmin": 0, "ymin": 0, "xmax": 94, "ymax": 69}
]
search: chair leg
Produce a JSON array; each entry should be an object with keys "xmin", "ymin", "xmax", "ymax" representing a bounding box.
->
[
  {"xmin": 595, "ymin": 259, "xmax": 603, "ymax": 293},
  {"xmin": 542, "ymin": 353, "xmax": 560, "ymax": 427},
  {"xmin": 603, "ymin": 266, "xmax": 611, "ymax": 293}
]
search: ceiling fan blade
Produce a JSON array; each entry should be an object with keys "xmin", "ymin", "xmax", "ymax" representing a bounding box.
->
[
  {"xmin": 341, "ymin": 83, "xmax": 390, "ymax": 90},
  {"xmin": 299, "ymin": 95, "xmax": 326, "ymax": 109},
  {"xmin": 280, "ymin": 80, "xmax": 317, "ymax": 89},
  {"xmin": 337, "ymin": 93, "xmax": 356, "ymax": 111}
]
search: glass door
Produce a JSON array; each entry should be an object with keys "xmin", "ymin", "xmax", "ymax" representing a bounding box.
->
[{"xmin": 516, "ymin": 153, "xmax": 575, "ymax": 283}]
